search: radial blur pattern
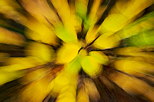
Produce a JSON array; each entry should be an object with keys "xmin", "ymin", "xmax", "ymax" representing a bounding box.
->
[{"xmin": 0, "ymin": 0, "xmax": 154, "ymax": 102}]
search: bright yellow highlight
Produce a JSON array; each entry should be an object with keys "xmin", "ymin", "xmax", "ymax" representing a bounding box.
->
[
  {"xmin": 26, "ymin": 20, "xmax": 57, "ymax": 45},
  {"xmin": 114, "ymin": 58, "xmax": 154, "ymax": 74},
  {"xmin": 80, "ymin": 56, "xmax": 102, "ymax": 77},
  {"xmin": 94, "ymin": 34, "xmax": 121, "ymax": 49},
  {"xmin": 100, "ymin": 0, "xmax": 154, "ymax": 33},
  {"xmin": 0, "ymin": 0, "xmax": 154, "ymax": 101},
  {"xmin": 56, "ymin": 42, "xmax": 81, "ymax": 64},
  {"xmin": 52, "ymin": 0, "xmax": 77, "ymax": 43},
  {"xmin": 89, "ymin": 51, "xmax": 109, "ymax": 65},
  {"xmin": 49, "ymin": 69, "xmax": 78, "ymax": 99},
  {"xmin": 26, "ymin": 42, "xmax": 55, "ymax": 63},
  {"xmin": 55, "ymin": 24, "xmax": 77, "ymax": 43}
]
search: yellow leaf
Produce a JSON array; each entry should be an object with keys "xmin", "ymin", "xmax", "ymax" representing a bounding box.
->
[
  {"xmin": 49, "ymin": 69, "xmax": 78, "ymax": 96},
  {"xmin": 52, "ymin": 0, "xmax": 77, "ymax": 43},
  {"xmin": 26, "ymin": 42, "xmax": 55, "ymax": 63},
  {"xmin": 88, "ymin": 0, "xmax": 102, "ymax": 25},
  {"xmin": 117, "ymin": 11, "xmax": 154, "ymax": 39},
  {"xmin": 55, "ymin": 23, "xmax": 78, "ymax": 43},
  {"xmin": 26, "ymin": 20, "xmax": 57, "ymax": 45},
  {"xmin": 100, "ymin": 0, "xmax": 153, "ymax": 33},
  {"xmin": 100, "ymin": 14, "xmax": 131, "ymax": 33},
  {"xmin": 22, "ymin": 68, "xmax": 49, "ymax": 83},
  {"xmin": 114, "ymin": 58, "xmax": 154, "ymax": 74},
  {"xmin": 56, "ymin": 85, "xmax": 77, "ymax": 102},
  {"xmin": 2, "ymin": 57, "xmax": 42, "ymax": 71},
  {"xmin": 93, "ymin": 34, "xmax": 121, "ymax": 49},
  {"xmin": 0, "ymin": 27, "xmax": 25, "ymax": 45},
  {"xmin": 56, "ymin": 42, "xmax": 81, "ymax": 64},
  {"xmin": 89, "ymin": 51, "xmax": 109, "ymax": 65},
  {"xmin": 115, "ymin": 47, "xmax": 154, "ymax": 60},
  {"xmin": 0, "ymin": 70, "xmax": 24, "ymax": 85},
  {"xmin": 80, "ymin": 56, "xmax": 102, "ymax": 77},
  {"xmin": 20, "ymin": 77, "xmax": 51, "ymax": 102},
  {"xmin": 85, "ymin": 26, "xmax": 100, "ymax": 44},
  {"xmin": 64, "ymin": 56, "xmax": 81, "ymax": 74}
]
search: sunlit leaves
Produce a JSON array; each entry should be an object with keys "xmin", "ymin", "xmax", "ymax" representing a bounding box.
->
[
  {"xmin": 56, "ymin": 86, "xmax": 76, "ymax": 102},
  {"xmin": 0, "ymin": 42, "xmax": 55, "ymax": 85},
  {"xmin": 115, "ymin": 47, "xmax": 154, "ymax": 60},
  {"xmin": 85, "ymin": 26, "xmax": 100, "ymax": 44},
  {"xmin": 26, "ymin": 20, "xmax": 57, "ymax": 45},
  {"xmin": 117, "ymin": 11, "xmax": 154, "ymax": 39},
  {"xmin": 26, "ymin": 42, "xmax": 55, "ymax": 63},
  {"xmin": 56, "ymin": 42, "xmax": 81, "ymax": 64},
  {"xmin": 88, "ymin": 0, "xmax": 102, "ymax": 26},
  {"xmin": 1, "ymin": 57, "xmax": 43, "ymax": 72},
  {"xmin": 113, "ymin": 58, "xmax": 154, "ymax": 74},
  {"xmin": 0, "ymin": 27, "xmax": 25, "ymax": 45},
  {"xmin": 75, "ymin": 0, "xmax": 88, "ymax": 20},
  {"xmin": 93, "ymin": 11, "xmax": 154, "ymax": 49},
  {"xmin": 80, "ymin": 55, "xmax": 102, "ymax": 77},
  {"xmin": 125, "ymin": 30, "xmax": 154, "ymax": 46},
  {"xmin": 49, "ymin": 58, "xmax": 80, "ymax": 100},
  {"xmin": 99, "ymin": 0, "xmax": 154, "ymax": 33},
  {"xmin": 49, "ymin": 69, "xmax": 78, "ymax": 96},
  {"xmin": 22, "ymin": 68, "xmax": 50, "ymax": 83},
  {"xmin": 20, "ymin": 76, "xmax": 52, "ymax": 102},
  {"xmin": 93, "ymin": 33, "xmax": 121, "ymax": 49},
  {"xmin": 51, "ymin": 0, "xmax": 77, "ymax": 43},
  {"xmin": 64, "ymin": 56, "xmax": 81, "ymax": 74},
  {"xmin": 0, "ymin": 0, "xmax": 154, "ymax": 101},
  {"xmin": 100, "ymin": 14, "xmax": 131, "ymax": 33},
  {"xmin": 89, "ymin": 51, "xmax": 109, "ymax": 65},
  {"xmin": 55, "ymin": 24, "xmax": 78, "ymax": 43}
]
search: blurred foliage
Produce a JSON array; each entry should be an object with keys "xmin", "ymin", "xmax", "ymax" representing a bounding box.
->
[{"xmin": 0, "ymin": 0, "xmax": 154, "ymax": 102}]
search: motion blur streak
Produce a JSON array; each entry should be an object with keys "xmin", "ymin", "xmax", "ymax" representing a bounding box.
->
[{"xmin": 0, "ymin": 0, "xmax": 154, "ymax": 102}]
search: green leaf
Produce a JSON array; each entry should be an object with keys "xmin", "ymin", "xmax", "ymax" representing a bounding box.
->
[
  {"xmin": 80, "ymin": 56, "xmax": 102, "ymax": 77},
  {"xmin": 55, "ymin": 24, "xmax": 78, "ymax": 43},
  {"xmin": 124, "ymin": 30, "xmax": 154, "ymax": 46},
  {"xmin": 118, "ymin": 11, "xmax": 154, "ymax": 39}
]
